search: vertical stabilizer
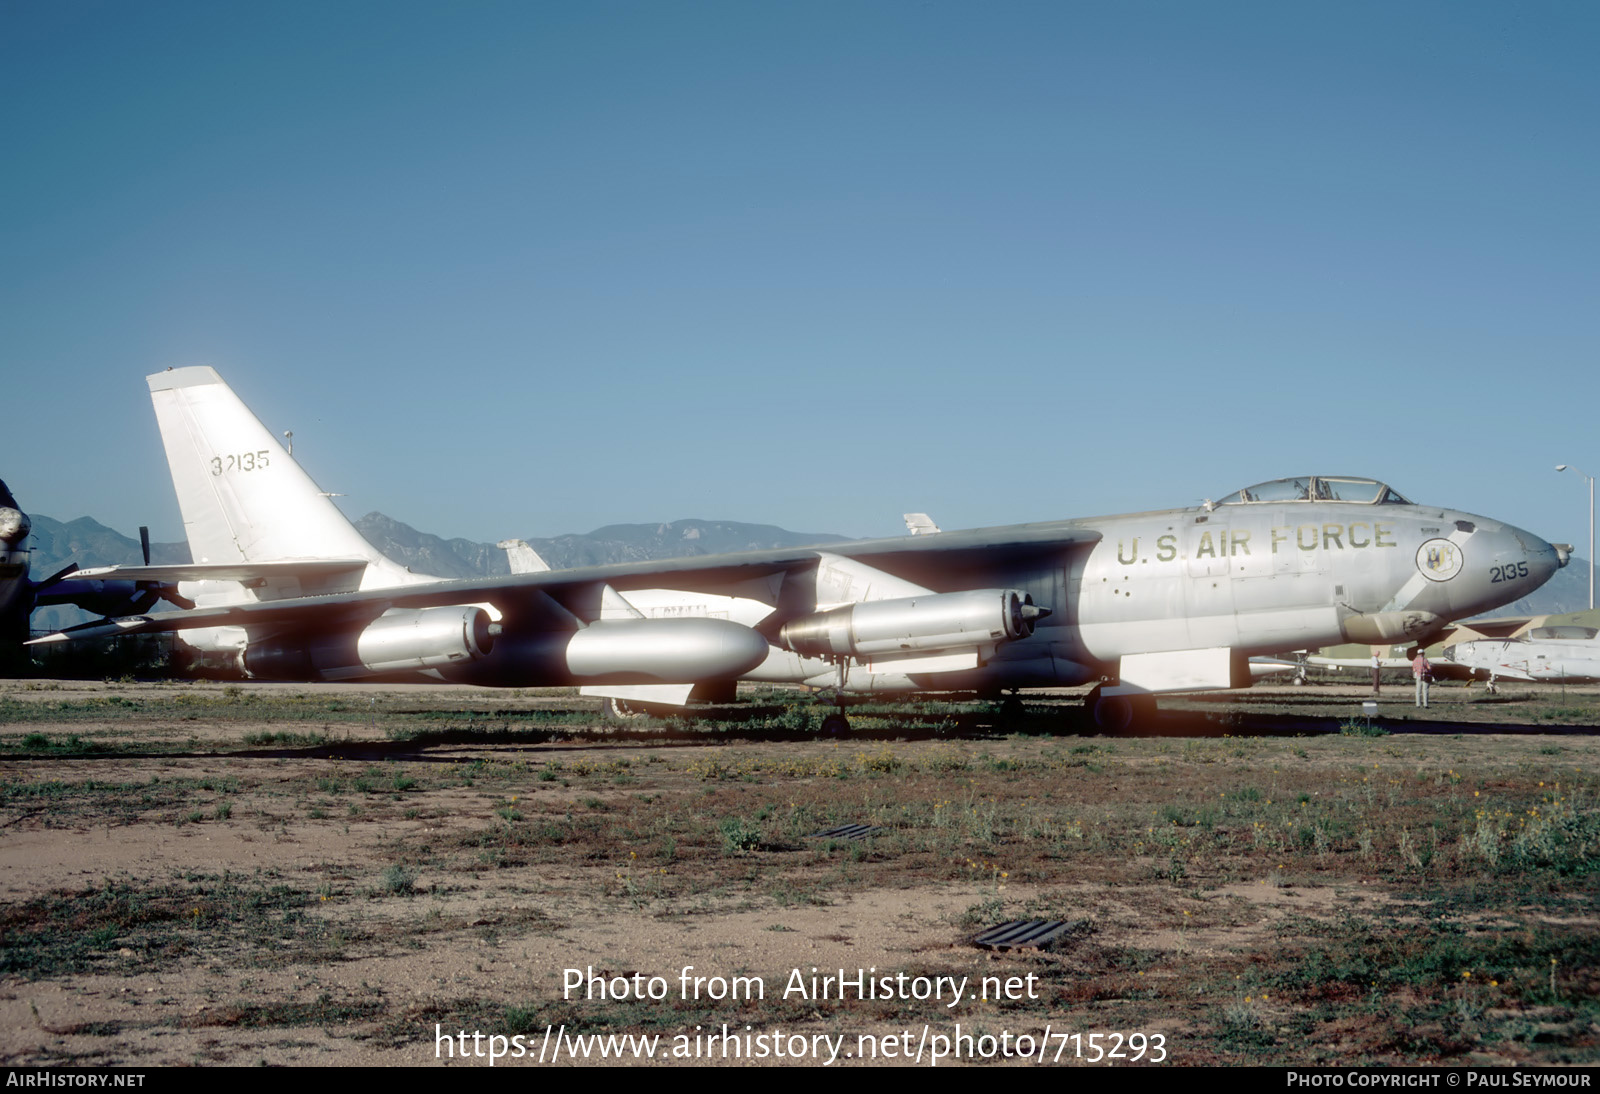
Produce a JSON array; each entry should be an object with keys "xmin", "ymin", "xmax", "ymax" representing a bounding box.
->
[
  {"xmin": 147, "ymin": 368, "xmax": 389, "ymax": 568},
  {"xmin": 497, "ymin": 538, "xmax": 551, "ymax": 574}
]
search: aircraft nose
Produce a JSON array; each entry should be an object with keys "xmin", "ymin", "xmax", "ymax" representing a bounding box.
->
[
  {"xmin": 1466, "ymin": 520, "xmax": 1561, "ymax": 610},
  {"xmin": 0, "ymin": 507, "xmax": 29, "ymax": 546},
  {"xmin": 1515, "ymin": 525, "xmax": 1562, "ymax": 587},
  {"xmin": 1401, "ymin": 514, "xmax": 1560, "ymax": 629}
]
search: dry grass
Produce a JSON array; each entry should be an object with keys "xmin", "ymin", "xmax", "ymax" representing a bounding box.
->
[{"xmin": 0, "ymin": 678, "xmax": 1595, "ymax": 1066}]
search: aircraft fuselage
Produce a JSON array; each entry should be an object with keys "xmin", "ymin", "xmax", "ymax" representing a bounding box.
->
[{"xmin": 722, "ymin": 490, "xmax": 1561, "ymax": 696}]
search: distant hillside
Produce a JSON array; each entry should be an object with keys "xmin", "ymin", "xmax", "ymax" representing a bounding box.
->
[
  {"xmin": 355, "ymin": 514, "xmax": 848, "ymax": 575},
  {"xmin": 24, "ymin": 513, "xmax": 848, "ymax": 629},
  {"xmin": 25, "ymin": 516, "xmax": 187, "ymax": 632},
  {"xmin": 1498, "ymin": 557, "xmax": 1593, "ymax": 618},
  {"xmin": 26, "ymin": 515, "xmax": 188, "ymax": 572}
]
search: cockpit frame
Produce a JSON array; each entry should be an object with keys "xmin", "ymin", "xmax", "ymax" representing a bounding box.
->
[{"xmin": 1214, "ymin": 476, "xmax": 1413, "ymax": 507}]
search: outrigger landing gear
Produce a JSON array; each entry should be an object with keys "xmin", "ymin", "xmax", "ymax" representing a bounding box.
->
[
  {"xmin": 816, "ymin": 657, "xmax": 851, "ymax": 734},
  {"xmin": 601, "ymin": 696, "xmax": 647, "ymax": 721},
  {"xmin": 998, "ymin": 692, "xmax": 1025, "ymax": 728}
]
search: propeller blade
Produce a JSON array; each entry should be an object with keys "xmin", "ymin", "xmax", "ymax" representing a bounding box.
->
[
  {"xmin": 139, "ymin": 526, "xmax": 151, "ymax": 565},
  {"xmin": 33, "ymin": 563, "xmax": 80, "ymax": 590}
]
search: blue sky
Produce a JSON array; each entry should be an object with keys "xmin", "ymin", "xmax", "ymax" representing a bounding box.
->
[{"xmin": 3, "ymin": 1, "xmax": 1596, "ymax": 551}]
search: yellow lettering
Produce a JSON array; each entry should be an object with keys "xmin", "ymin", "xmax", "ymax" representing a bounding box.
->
[
  {"xmin": 1231, "ymin": 529, "xmax": 1251, "ymax": 556},
  {"xmin": 1322, "ymin": 523, "xmax": 1344, "ymax": 550},
  {"xmin": 1374, "ymin": 522, "xmax": 1396, "ymax": 548},
  {"xmin": 1297, "ymin": 524, "xmax": 1319, "ymax": 551},
  {"xmin": 1271, "ymin": 527, "xmax": 1289, "ymax": 554},
  {"xmin": 1118, "ymin": 538, "xmax": 1139, "ymax": 564},
  {"xmin": 1349, "ymin": 521, "xmax": 1371, "ymax": 548},
  {"xmin": 1157, "ymin": 534, "xmax": 1177, "ymax": 562},
  {"xmin": 1197, "ymin": 531, "xmax": 1216, "ymax": 558}
]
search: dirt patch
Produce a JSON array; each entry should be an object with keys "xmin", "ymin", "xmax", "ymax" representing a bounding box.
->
[{"xmin": 1, "ymin": 680, "xmax": 1596, "ymax": 1066}]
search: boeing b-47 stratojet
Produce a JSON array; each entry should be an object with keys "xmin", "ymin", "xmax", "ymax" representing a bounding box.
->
[{"xmin": 32, "ymin": 368, "xmax": 1565, "ymax": 730}]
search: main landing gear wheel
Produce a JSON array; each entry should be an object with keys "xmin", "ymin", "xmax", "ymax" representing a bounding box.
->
[
  {"xmin": 1087, "ymin": 685, "xmax": 1155, "ymax": 733},
  {"xmin": 820, "ymin": 712, "xmax": 850, "ymax": 735},
  {"xmin": 997, "ymin": 694, "xmax": 1025, "ymax": 729}
]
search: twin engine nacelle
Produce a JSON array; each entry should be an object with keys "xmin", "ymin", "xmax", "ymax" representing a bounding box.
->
[
  {"xmin": 241, "ymin": 605, "xmax": 496, "ymax": 680},
  {"xmin": 779, "ymin": 588, "xmax": 1048, "ymax": 660}
]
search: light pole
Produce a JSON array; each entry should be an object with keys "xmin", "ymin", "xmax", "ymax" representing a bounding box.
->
[{"xmin": 1556, "ymin": 464, "xmax": 1595, "ymax": 611}]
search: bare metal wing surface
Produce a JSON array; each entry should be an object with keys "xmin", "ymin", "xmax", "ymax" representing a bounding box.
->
[
  {"xmin": 28, "ymin": 367, "xmax": 1567, "ymax": 730},
  {"xmin": 40, "ymin": 526, "xmax": 1099, "ymax": 636}
]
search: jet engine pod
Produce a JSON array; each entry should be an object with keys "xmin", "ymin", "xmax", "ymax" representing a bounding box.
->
[
  {"xmin": 242, "ymin": 605, "xmax": 495, "ymax": 680},
  {"xmin": 779, "ymin": 588, "xmax": 1049, "ymax": 660},
  {"xmin": 559, "ymin": 618, "xmax": 771, "ymax": 683}
]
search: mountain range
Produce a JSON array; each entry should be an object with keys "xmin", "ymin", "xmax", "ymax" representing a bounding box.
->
[{"xmin": 24, "ymin": 513, "xmax": 846, "ymax": 630}]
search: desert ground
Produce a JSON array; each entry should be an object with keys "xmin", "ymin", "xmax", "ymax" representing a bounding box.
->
[{"xmin": 1, "ymin": 677, "xmax": 1595, "ymax": 1067}]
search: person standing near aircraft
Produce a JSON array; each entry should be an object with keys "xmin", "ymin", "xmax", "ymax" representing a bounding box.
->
[
  {"xmin": 1412, "ymin": 647, "xmax": 1433, "ymax": 708},
  {"xmin": 1371, "ymin": 650, "xmax": 1382, "ymax": 695}
]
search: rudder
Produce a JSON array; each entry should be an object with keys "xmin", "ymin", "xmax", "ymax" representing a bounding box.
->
[{"xmin": 147, "ymin": 367, "xmax": 387, "ymax": 568}]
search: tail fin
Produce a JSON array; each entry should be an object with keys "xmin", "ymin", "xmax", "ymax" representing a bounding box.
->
[
  {"xmin": 496, "ymin": 538, "xmax": 551, "ymax": 574},
  {"xmin": 147, "ymin": 367, "xmax": 390, "ymax": 570}
]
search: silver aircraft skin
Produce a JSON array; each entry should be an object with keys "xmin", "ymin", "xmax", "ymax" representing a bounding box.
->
[
  {"xmin": 33, "ymin": 368, "xmax": 1566, "ymax": 728},
  {"xmin": 1444, "ymin": 626, "xmax": 1600, "ymax": 690}
]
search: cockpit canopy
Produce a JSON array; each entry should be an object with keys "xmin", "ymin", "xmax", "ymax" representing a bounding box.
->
[{"xmin": 1213, "ymin": 476, "xmax": 1413, "ymax": 506}]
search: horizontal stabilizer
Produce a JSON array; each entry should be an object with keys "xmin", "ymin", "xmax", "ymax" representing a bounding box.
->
[
  {"xmin": 64, "ymin": 560, "xmax": 369, "ymax": 585},
  {"xmin": 26, "ymin": 616, "xmax": 154, "ymax": 645}
]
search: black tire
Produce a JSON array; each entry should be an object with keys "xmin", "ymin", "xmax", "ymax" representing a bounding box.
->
[
  {"xmin": 820, "ymin": 713, "xmax": 850, "ymax": 735},
  {"xmin": 1087, "ymin": 686, "xmax": 1155, "ymax": 733}
]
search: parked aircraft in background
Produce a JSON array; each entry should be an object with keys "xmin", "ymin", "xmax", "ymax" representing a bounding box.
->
[
  {"xmin": 1, "ymin": 479, "xmax": 191, "ymax": 667},
  {"xmin": 1443, "ymin": 626, "xmax": 1600, "ymax": 691},
  {"xmin": 31, "ymin": 368, "xmax": 1566, "ymax": 729},
  {"xmin": 0, "ymin": 480, "xmax": 32, "ymax": 658}
]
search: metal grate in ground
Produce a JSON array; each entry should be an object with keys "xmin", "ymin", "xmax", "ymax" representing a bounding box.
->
[
  {"xmin": 971, "ymin": 919, "xmax": 1081, "ymax": 951},
  {"xmin": 806, "ymin": 823, "xmax": 887, "ymax": 841}
]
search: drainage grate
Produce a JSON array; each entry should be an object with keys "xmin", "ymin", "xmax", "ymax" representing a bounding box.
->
[
  {"xmin": 971, "ymin": 919, "xmax": 1079, "ymax": 952},
  {"xmin": 807, "ymin": 824, "xmax": 887, "ymax": 841}
]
